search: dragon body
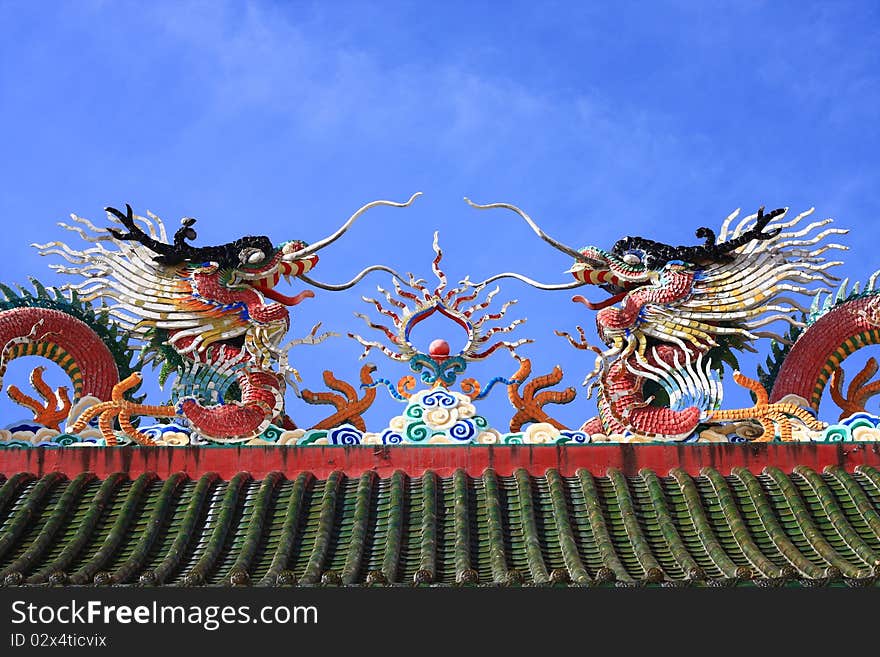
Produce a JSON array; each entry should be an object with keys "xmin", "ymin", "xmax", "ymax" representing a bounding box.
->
[
  {"xmin": 769, "ymin": 292, "xmax": 880, "ymax": 408},
  {"xmin": 0, "ymin": 196, "xmax": 419, "ymax": 442},
  {"xmin": 0, "ymin": 284, "xmax": 139, "ymax": 404}
]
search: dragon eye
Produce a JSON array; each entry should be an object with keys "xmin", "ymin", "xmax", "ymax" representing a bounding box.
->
[
  {"xmin": 239, "ymin": 248, "xmax": 266, "ymax": 265},
  {"xmin": 622, "ymin": 252, "xmax": 642, "ymax": 266}
]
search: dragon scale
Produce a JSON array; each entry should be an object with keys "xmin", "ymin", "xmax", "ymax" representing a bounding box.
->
[
  {"xmin": 0, "ymin": 307, "xmax": 120, "ymax": 401},
  {"xmin": 770, "ymin": 292, "xmax": 880, "ymax": 408}
]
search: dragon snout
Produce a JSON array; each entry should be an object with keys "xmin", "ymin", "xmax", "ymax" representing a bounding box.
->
[
  {"xmin": 281, "ymin": 240, "xmax": 306, "ymax": 258},
  {"xmin": 279, "ymin": 243, "xmax": 319, "ymax": 276},
  {"xmin": 566, "ymin": 255, "xmax": 607, "ymax": 272},
  {"xmin": 565, "ymin": 250, "xmax": 614, "ymax": 284},
  {"xmin": 568, "ymin": 266, "xmax": 619, "ymax": 286}
]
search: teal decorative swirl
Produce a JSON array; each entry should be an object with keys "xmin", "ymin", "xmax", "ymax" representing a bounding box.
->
[
  {"xmin": 405, "ymin": 403, "xmax": 424, "ymax": 421},
  {"xmin": 406, "ymin": 421, "xmax": 432, "ymax": 442},
  {"xmin": 259, "ymin": 424, "xmax": 284, "ymax": 443},
  {"xmin": 297, "ymin": 430, "xmax": 329, "ymax": 445},
  {"xmin": 409, "ymin": 354, "xmax": 467, "ymax": 386},
  {"xmin": 52, "ymin": 433, "xmax": 82, "ymax": 444},
  {"xmin": 822, "ymin": 425, "xmax": 849, "ymax": 442},
  {"xmin": 817, "ymin": 412, "xmax": 880, "ymax": 442}
]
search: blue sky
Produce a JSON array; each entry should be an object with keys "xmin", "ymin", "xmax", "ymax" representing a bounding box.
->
[{"xmin": 1, "ymin": 1, "xmax": 879, "ymax": 431}]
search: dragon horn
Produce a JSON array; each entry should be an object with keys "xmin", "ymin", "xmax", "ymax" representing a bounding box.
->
[
  {"xmin": 106, "ymin": 204, "xmax": 179, "ymax": 259},
  {"xmin": 294, "ymin": 192, "xmax": 423, "ymax": 257},
  {"xmin": 709, "ymin": 206, "xmax": 785, "ymax": 256},
  {"xmin": 464, "ymin": 198, "xmax": 588, "ymax": 263},
  {"xmin": 668, "ymin": 206, "xmax": 787, "ymax": 263}
]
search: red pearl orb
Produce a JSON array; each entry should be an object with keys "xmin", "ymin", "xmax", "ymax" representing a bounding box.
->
[{"xmin": 429, "ymin": 339, "xmax": 451, "ymax": 358}]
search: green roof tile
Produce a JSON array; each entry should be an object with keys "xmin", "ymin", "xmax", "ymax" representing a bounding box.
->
[{"xmin": 1, "ymin": 468, "xmax": 880, "ymax": 587}]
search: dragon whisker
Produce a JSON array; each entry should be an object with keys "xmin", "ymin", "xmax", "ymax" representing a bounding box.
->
[
  {"xmin": 465, "ymin": 272, "xmax": 586, "ymax": 290},
  {"xmin": 464, "ymin": 197, "xmax": 589, "ymax": 263},
  {"xmin": 299, "ymin": 265, "xmax": 409, "ymax": 291},
  {"xmin": 294, "ymin": 192, "xmax": 422, "ymax": 257}
]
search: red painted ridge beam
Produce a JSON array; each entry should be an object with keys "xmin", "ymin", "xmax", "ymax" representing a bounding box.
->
[{"xmin": 1, "ymin": 444, "xmax": 879, "ymax": 479}]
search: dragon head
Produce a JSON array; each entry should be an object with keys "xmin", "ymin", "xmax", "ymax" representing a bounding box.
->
[
  {"xmin": 105, "ymin": 193, "xmax": 422, "ymax": 300},
  {"xmin": 465, "ymin": 199, "xmax": 846, "ymax": 359},
  {"xmin": 43, "ymin": 194, "xmax": 421, "ymax": 371},
  {"xmin": 564, "ymin": 207, "xmax": 788, "ymax": 311},
  {"xmin": 464, "ymin": 199, "xmax": 848, "ymax": 436}
]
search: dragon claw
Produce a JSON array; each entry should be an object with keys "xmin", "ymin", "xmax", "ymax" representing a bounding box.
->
[{"xmin": 69, "ymin": 373, "xmax": 175, "ymax": 446}]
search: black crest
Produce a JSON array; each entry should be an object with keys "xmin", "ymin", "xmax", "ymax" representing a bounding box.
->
[
  {"xmin": 611, "ymin": 206, "xmax": 785, "ymax": 269},
  {"xmin": 106, "ymin": 204, "xmax": 274, "ymax": 269}
]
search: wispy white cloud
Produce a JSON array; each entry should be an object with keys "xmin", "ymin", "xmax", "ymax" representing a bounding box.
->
[{"xmin": 135, "ymin": 0, "xmax": 715, "ymax": 195}]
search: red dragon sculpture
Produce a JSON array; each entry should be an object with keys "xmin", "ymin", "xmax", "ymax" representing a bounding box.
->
[
  {"xmin": 466, "ymin": 199, "xmax": 876, "ymax": 439},
  {"xmin": 0, "ymin": 194, "xmax": 420, "ymax": 442}
]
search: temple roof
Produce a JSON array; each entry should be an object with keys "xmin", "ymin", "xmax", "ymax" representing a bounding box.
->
[{"xmin": 2, "ymin": 464, "xmax": 880, "ymax": 587}]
